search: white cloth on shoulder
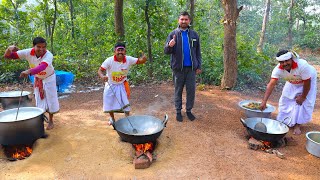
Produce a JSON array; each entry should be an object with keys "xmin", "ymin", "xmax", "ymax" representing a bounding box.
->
[
  {"xmin": 34, "ymin": 73, "xmax": 60, "ymax": 113},
  {"xmin": 103, "ymin": 82, "xmax": 130, "ymax": 113}
]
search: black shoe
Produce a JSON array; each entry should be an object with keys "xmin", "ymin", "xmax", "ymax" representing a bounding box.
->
[
  {"xmin": 186, "ymin": 112, "xmax": 196, "ymax": 121},
  {"xmin": 176, "ymin": 113, "xmax": 183, "ymax": 122}
]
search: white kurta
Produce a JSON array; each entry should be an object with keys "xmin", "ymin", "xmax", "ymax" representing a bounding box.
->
[
  {"xmin": 271, "ymin": 58, "xmax": 317, "ymax": 127},
  {"xmin": 100, "ymin": 55, "xmax": 138, "ymax": 113}
]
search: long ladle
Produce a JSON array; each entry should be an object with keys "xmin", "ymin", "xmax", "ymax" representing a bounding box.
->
[
  {"xmin": 106, "ymin": 81, "xmax": 138, "ymax": 134},
  {"xmin": 15, "ymin": 78, "xmax": 27, "ymax": 121},
  {"xmin": 254, "ymin": 109, "xmax": 267, "ymax": 133}
]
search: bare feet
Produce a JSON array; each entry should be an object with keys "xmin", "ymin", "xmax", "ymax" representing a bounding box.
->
[
  {"xmin": 293, "ymin": 124, "xmax": 301, "ymax": 135},
  {"xmin": 46, "ymin": 121, "xmax": 54, "ymax": 130}
]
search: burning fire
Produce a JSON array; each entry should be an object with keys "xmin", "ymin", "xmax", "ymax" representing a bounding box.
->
[
  {"xmin": 133, "ymin": 142, "xmax": 154, "ymax": 153},
  {"xmin": 4, "ymin": 145, "xmax": 33, "ymax": 160},
  {"xmin": 260, "ymin": 141, "xmax": 271, "ymax": 150}
]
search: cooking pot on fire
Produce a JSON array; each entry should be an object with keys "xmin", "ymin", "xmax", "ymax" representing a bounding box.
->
[
  {"xmin": 0, "ymin": 107, "xmax": 48, "ymax": 145},
  {"xmin": 240, "ymin": 117, "xmax": 291, "ymax": 142},
  {"xmin": 113, "ymin": 114, "xmax": 168, "ymax": 144},
  {"xmin": 0, "ymin": 91, "xmax": 33, "ymax": 110}
]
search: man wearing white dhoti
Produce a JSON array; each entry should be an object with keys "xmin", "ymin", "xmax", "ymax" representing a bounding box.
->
[
  {"xmin": 4, "ymin": 37, "xmax": 60, "ymax": 130},
  {"xmin": 97, "ymin": 42, "xmax": 147, "ymax": 126},
  {"xmin": 260, "ymin": 50, "xmax": 317, "ymax": 135}
]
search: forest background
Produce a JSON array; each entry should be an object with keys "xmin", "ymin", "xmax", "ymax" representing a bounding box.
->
[{"xmin": 0, "ymin": 0, "xmax": 319, "ymax": 90}]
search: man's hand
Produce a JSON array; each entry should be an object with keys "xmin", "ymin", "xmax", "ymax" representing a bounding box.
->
[
  {"xmin": 100, "ymin": 75, "xmax": 108, "ymax": 82},
  {"xmin": 137, "ymin": 52, "xmax": 147, "ymax": 64},
  {"xmin": 19, "ymin": 70, "xmax": 30, "ymax": 78},
  {"xmin": 168, "ymin": 35, "xmax": 176, "ymax": 47},
  {"xmin": 4, "ymin": 45, "xmax": 19, "ymax": 58},
  {"xmin": 259, "ymin": 102, "xmax": 267, "ymax": 111},
  {"xmin": 196, "ymin": 69, "xmax": 202, "ymax": 75},
  {"xmin": 8, "ymin": 45, "xmax": 19, "ymax": 52},
  {"xmin": 295, "ymin": 94, "xmax": 306, "ymax": 105}
]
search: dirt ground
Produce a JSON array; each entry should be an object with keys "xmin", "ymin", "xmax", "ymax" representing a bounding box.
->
[{"xmin": 1, "ymin": 72, "xmax": 320, "ymax": 179}]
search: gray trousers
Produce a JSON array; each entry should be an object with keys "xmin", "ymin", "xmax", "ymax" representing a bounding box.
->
[{"xmin": 173, "ymin": 67, "xmax": 196, "ymax": 113}]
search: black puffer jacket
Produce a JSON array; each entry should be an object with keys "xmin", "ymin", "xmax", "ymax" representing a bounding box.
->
[{"xmin": 164, "ymin": 27, "xmax": 202, "ymax": 71}]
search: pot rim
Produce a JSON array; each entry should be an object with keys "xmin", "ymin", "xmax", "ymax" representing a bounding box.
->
[
  {"xmin": 0, "ymin": 91, "xmax": 31, "ymax": 98},
  {"xmin": 0, "ymin": 107, "xmax": 45, "ymax": 123},
  {"xmin": 243, "ymin": 117, "xmax": 289, "ymax": 135},
  {"xmin": 115, "ymin": 115, "xmax": 165, "ymax": 136},
  {"xmin": 239, "ymin": 100, "xmax": 276, "ymax": 113},
  {"xmin": 306, "ymin": 131, "xmax": 320, "ymax": 145}
]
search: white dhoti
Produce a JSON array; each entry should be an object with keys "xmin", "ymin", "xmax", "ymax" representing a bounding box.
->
[
  {"xmin": 103, "ymin": 83, "xmax": 130, "ymax": 113},
  {"xmin": 277, "ymin": 69, "xmax": 317, "ymax": 127},
  {"xmin": 34, "ymin": 74, "xmax": 60, "ymax": 114}
]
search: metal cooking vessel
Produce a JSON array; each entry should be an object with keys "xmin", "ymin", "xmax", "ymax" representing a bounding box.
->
[
  {"xmin": 306, "ymin": 131, "xmax": 320, "ymax": 158},
  {"xmin": 240, "ymin": 117, "xmax": 290, "ymax": 142},
  {"xmin": 0, "ymin": 107, "xmax": 47, "ymax": 145},
  {"xmin": 114, "ymin": 114, "xmax": 168, "ymax": 144},
  {"xmin": 238, "ymin": 100, "xmax": 276, "ymax": 118},
  {"xmin": 0, "ymin": 91, "xmax": 33, "ymax": 110}
]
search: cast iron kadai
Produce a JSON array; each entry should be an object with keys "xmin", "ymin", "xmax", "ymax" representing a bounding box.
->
[
  {"xmin": 114, "ymin": 114, "xmax": 168, "ymax": 144},
  {"xmin": 240, "ymin": 117, "xmax": 292, "ymax": 142}
]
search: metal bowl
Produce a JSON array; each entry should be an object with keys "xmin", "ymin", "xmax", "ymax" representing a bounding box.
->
[
  {"xmin": 238, "ymin": 100, "xmax": 276, "ymax": 118},
  {"xmin": 306, "ymin": 131, "xmax": 320, "ymax": 158},
  {"xmin": 0, "ymin": 91, "xmax": 33, "ymax": 110}
]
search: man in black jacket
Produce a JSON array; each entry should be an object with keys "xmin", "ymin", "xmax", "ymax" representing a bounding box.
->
[{"xmin": 164, "ymin": 11, "xmax": 202, "ymax": 122}]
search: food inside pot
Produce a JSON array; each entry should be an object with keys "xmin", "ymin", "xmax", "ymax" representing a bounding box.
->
[
  {"xmin": 0, "ymin": 108, "xmax": 44, "ymax": 122},
  {"xmin": 243, "ymin": 102, "xmax": 261, "ymax": 110}
]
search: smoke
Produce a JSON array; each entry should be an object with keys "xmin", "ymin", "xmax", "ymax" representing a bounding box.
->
[{"xmin": 145, "ymin": 95, "xmax": 171, "ymax": 116}]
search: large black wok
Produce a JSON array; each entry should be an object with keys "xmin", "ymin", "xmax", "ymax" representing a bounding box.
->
[
  {"xmin": 240, "ymin": 117, "xmax": 291, "ymax": 142},
  {"xmin": 114, "ymin": 114, "xmax": 168, "ymax": 144}
]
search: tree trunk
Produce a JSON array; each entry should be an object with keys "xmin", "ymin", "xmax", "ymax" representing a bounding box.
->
[
  {"xmin": 69, "ymin": 0, "xmax": 75, "ymax": 39},
  {"xmin": 220, "ymin": 0, "xmax": 242, "ymax": 90},
  {"xmin": 144, "ymin": 0, "xmax": 153, "ymax": 77},
  {"xmin": 144, "ymin": 0, "xmax": 153, "ymax": 63},
  {"xmin": 50, "ymin": 0, "xmax": 57, "ymax": 53},
  {"xmin": 287, "ymin": 0, "xmax": 294, "ymax": 49},
  {"xmin": 257, "ymin": 0, "xmax": 270, "ymax": 53},
  {"xmin": 114, "ymin": 0, "xmax": 125, "ymax": 41},
  {"xmin": 9, "ymin": 0, "xmax": 20, "ymax": 43},
  {"xmin": 189, "ymin": 0, "xmax": 195, "ymax": 29},
  {"xmin": 45, "ymin": 0, "xmax": 51, "ymax": 40}
]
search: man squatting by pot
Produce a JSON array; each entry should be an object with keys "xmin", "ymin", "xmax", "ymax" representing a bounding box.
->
[
  {"xmin": 164, "ymin": 11, "xmax": 202, "ymax": 122},
  {"xmin": 97, "ymin": 42, "xmax": 147, "ymax": 126},
  {"xmin": 4, "ymin": 37, "xmax": 60, "ymax": 130},
  {"xmin": 260, "ymin": 50, "xmax": 317, "ymax": 135}
]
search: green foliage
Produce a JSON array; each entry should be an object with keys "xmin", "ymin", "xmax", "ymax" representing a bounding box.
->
[
  {"xmin": 0, "ymin": 0, "xmax": 319, "ymax": 89},
  {"xmin": 236, "ymin": 36, "xmax": 273, "ymax": 90},
  {"xmin": 0, "ymin": 72, "xmax": 16, "ymax": 83}
]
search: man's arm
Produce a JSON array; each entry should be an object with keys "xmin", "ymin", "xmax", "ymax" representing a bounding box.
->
[
  {"xmin": 4, "ymin": 45, "xmax": 19, "ymax": 59},
  {"xmin": 296, "ymin": 78, "xmax": 311, "ymax": 105},
  {"xmin": 98, "ymin": 67, "xmax": 108, "ymax": 82},
  {"xmin": 164, "ymin": 32, "xmax": 175, "ymax": 54},
  {"xmin": 20, "ymin": 62, "xmax": 49, "ymax": 78},
  {"xmin": 136, "ymin": 53, "xmax": 147, "ymax": 64},
  {"xmin": 196, "ymin": 34, "xmax": 202, "ymax": 74},
  {"xmin": 261, "ymin": 78, "xmax": 278, "ymax": 110}
]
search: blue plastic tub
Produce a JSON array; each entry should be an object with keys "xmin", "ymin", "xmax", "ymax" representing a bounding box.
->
[{"xmin": 29, "ymin": 70, "xmax": 74, "ymax": 92}]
